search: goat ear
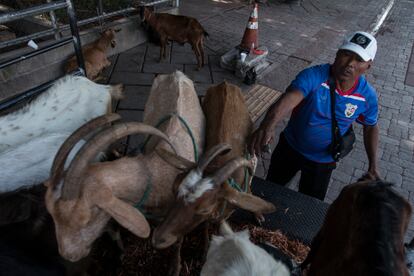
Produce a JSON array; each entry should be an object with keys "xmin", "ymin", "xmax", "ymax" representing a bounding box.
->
[
  {"xmin": 94, "ymin": 190, "xmax": 150, "ymax": 238},
  {"xmin": 156, "ymin": 148, "xmax": 196, "ymax": 170},
  {"xmin": 222, "ymin": 184, "xmax": 276, "ymax": 214}
]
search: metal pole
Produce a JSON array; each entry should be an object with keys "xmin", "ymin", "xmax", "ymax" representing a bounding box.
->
[
  {"xmin": 47, "ymin": 0, "xmax": 61, "ymax": 40},
  {"xmin": 0, "ymin": 0, "xmax": 67, "ymax": 24},
  {"xmin": 0, "ymin": 38, "xmax": 73, "ymax": 69},
  {"xmin": 141, "ymin": 0, "xmax": 172, "ymax": 6},
  {"xmin": 98, "ymin": 0, "xmax": 104, "ymax": 16},
  {"xmin": 66, "ymin": 0, "xmax": 86, "ymax": 77}
]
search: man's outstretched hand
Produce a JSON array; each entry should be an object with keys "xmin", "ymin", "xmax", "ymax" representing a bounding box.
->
[
  {"xmin": 248, "ymin": 124, "xmax": 275, "ymax": 156},
  {"xmin": 358, "ymin": 168, "xmax": 381, "ymax": 181}
]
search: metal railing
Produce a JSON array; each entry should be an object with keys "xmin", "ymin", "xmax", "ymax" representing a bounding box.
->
[
  {"xmin": 0, "ymin": 6, "xmax": 137, "ymax": 49},
  {"xmin": 0, "ymin": 0, "xmax": 178, "ymax": 49},
  {"xmin": 0, "ymin": 0, "xmax": 179, "ymax": 111},
  {"xmin": 0, "ymin": 0, "xmax": 85, "ymax": 111}
]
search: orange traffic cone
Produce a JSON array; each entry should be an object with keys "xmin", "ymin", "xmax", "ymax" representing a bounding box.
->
[{"xmin": 240, "ymin": 3, "xmax": 265, "ymax": 55}]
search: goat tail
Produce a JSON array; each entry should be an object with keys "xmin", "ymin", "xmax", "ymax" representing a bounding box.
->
[
  {"xmin": 219, "ymin": 221, "xmax": 234, "ymax": 237},
  {"xmin": 109, "ymin": 83, "xmax": 124, "ymax": 100}
]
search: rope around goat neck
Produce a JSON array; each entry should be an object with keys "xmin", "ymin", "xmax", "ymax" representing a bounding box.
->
[{"xmin": 134, "ymin": 113, "xmax": 199, "ymax": 217}]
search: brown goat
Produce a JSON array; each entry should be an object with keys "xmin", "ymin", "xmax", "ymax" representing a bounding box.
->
[
  {"xmin": 302, "ymin": 180, "xmax": 411, "ymax": 276},
  {"xmin": 142, "ymin": 7, "xmax": 208, "ymax": 69},
  {"xmin": 45, "ymin": 71, "xmax": 205, "ymax": 262},
  {"xmin": 152, "ymin": 82, "xmax": 275, "ymax": 251},
  {"xmin": 65, "ymin": 28, "xmax": 120, "ymax": 80}
]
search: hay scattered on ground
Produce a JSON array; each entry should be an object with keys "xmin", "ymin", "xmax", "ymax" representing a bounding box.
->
[
  {"xmin": 233, "ymin": 224, "xmax": 310, "ymax": 263},
  {"xmin": 91, "ymin": 223, "xmax": 309, "ymax": 275}
]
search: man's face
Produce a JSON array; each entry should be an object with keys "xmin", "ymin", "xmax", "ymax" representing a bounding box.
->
[{"xmin": 332, "ymin": 50, "xmax": 372, "ymax": 82}]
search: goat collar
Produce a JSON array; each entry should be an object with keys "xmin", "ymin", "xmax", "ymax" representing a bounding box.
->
[{"xmin": 134, "ymin": 162, "xmax": 152, "ymax": 214}]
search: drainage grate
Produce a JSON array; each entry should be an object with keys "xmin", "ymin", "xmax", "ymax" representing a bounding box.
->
[
  {"xmin": 230, "ymin": 177, "xmax": 329, "ymax": 245},
  {"xmin": 245, "ymin": 84, "xmax": 282, "ymax": 122}
]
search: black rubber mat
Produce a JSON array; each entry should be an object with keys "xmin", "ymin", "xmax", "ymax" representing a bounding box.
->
[{"xmin": 230, "ymin": 177, "xmax": 329, "ymax": 245}]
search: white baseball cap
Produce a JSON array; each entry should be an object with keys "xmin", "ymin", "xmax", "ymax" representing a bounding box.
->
[{"xmin": 339, "ymin": 31, "xmax": 377, "ymax": 61}]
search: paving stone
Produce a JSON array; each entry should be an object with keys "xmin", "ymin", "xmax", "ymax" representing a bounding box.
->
[
  {"xmin": 171, "ymin": 52, "xmax": 198, "ymax": 65},
  {"xmin": 171, "ymin": 42, "xmax": 194, "ymax": 54},
  {"xmin": 116, "ymin": 109, "xmax": 144, "ymax": 123},
  {"xmin": 399, "ymin": 151, "xmax": 413, "ymax": 162},
  {"xmin": 117, "ymin": 85, "xmax": 151, "ymax": 110},
  {"xmin": 209, "ymin": 55, "xmax": 227, "ymax": 72},
  {"xmin": 400, "ymin": 139, "xmax": 414, "ymax": 152},
  {"xmin": 385, "ymin": 172, "xmax": 403, "ymax": 187},
  {"xmin": 212, "ymin": 70, "xmax": 242, "ymax": 85},
  {"xmin": 184, "ymin": 64, "xmax": 212, "ymax": 83},
  {"xmin": 122, "ymin": 44, "xmax": 147, "ymax": 55},
  {"xmin": 332, "ymin": 169, "xmax": 352, "ymax": 184},
  {"xmin": 402, "ymin": 177, "xmax": 414, "ymax": 192},
  {"xmin": 114, "ymin": 53, "xmax": 144, "ymax": 73},
  {"xmin": 110, "ymin": 72, "xmax": 155, "ymax": 86},
  {"xmin": 143, "ymin": 62, "xmax": 184, "ymax": 74},
  {"xmin": 353, "ymin": 169, "xmax": 366, "ymax": 179},
  {"xmin": 194, "ymin": 83, "xmax": 213, "ymax": 96}
]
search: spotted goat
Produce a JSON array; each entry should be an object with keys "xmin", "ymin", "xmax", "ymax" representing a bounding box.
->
[{"xmin": 0, "ymin": 75, "xmax": 123, "ymax": 193}]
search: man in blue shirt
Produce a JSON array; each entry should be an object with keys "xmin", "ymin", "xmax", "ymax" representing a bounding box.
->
[{"xmin": 249, "ymin": 31, "xmax": 380, "ymax": 200}]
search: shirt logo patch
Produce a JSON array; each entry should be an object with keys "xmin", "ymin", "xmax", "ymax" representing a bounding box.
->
[{"xmin": 345, "ymin": 103, "xmax": 358, "ymax": 118}]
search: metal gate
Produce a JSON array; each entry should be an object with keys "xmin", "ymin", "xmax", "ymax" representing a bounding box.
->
[{"xmin": 0, "ymin": 0, "xmax": 85, "ymax": 111}]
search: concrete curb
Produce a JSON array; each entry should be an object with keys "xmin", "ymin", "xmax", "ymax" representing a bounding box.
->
[{"xmin": 370, "ymin": 0, "xmax": 395, "ymax": 36}]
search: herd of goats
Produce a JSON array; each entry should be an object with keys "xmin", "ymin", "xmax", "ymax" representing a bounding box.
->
[{"xmin": 1, "ymin": 5, "xmax": 414, "ymax": 276}]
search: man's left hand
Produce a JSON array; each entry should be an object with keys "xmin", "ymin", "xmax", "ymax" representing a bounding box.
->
[{"xmin": 359, "ymin": 168, "xmax": 381, "ymax": 181}]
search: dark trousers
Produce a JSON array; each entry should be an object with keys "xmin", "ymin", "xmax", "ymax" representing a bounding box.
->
[{"xmin": 266, "ymin": 133, "xmax": 336, "ymax": 200}]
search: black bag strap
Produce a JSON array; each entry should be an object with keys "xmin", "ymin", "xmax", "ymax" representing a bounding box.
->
[{"xmin": 329, "ymin": 77, "xmax": 341, "ymax": 148}]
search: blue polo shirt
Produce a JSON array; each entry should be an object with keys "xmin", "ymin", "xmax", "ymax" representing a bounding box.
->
[{"xmin": 284, "ymin": 64, "xmax": 378, "ymax": 163}]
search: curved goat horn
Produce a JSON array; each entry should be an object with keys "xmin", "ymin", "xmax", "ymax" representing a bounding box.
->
[
  {"xmin": 61, "ymin": 122, "xmax": 177, "ymax": 200},
  {"xmin": 50, "ymin": 113, "xmax": 121, "ymax": 189},
  {"xmin": 211, "ymin": 157, "xmax": 253, "ymax": 187},
  {"xmin": 197, "ymin": 143, "xmax": 232, "ymax": 172}
]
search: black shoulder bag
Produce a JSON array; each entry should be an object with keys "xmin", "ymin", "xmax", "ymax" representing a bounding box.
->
[{"xmin": 329, "ymin": 77, "xmax": 356, "ymax": 162}]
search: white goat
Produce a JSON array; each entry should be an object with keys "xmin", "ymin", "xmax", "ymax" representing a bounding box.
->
[
  {"xmin": 0, "ymin": 133, "xmax": 84, "ymax": 193},
  {"xmin": 0, "ymin": 75, "xmax": 123, "ymax": 192},
  {"xmin": 201, "ymin": 222, "xmax": 290, "ymax": 276}
]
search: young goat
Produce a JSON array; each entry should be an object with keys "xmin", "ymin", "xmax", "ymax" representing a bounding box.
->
[
  {"xmin": 142, "ymin": 7, "xmax": 208, "ymax": 69},
  {"xmin": 45, "ymin": 71, "xmax": 205, "ymax": 262},
  {"xmin": 201, "ymin": 221, "xmax": 290, "ymax": 276},
  {"xmin": 0, "ymin": 75, "xmax": 123, "ymax": 193},
  {"xmin": 302, "ymin": 180, "xmax": 412, "ymax": 276},
  {"xmin": 65, "ymin": 28, "xmax": 120, "ymax": 80},
  {"xmin": 152, "ymin": 82, "xmax": 275, "ymax": 273}
]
